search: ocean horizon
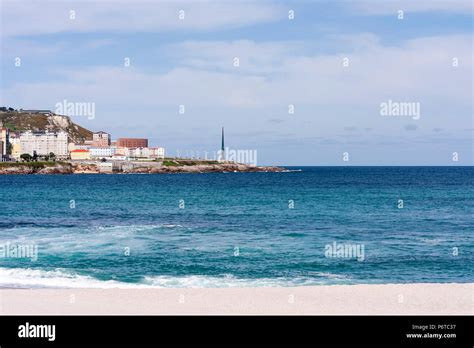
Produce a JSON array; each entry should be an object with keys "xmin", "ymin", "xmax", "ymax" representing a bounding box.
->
[{"xmin": 0, "ymin": 166, "xmax": 472, "ymax": 288}]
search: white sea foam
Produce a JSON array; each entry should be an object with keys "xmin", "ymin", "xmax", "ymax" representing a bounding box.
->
[
  {"xmin": 307, "ymin": 272, "xmax": 349, "ymax": 280},
  {"xmin": 94, "ymin": 224, "xmax": 183, "ymax": 232},
  {"xmin": 0, "ymin": 223, "xmax": 186, "ymax": 255},
  {"xmin": 142, "ymin": 274, "xmax": 321, "ymax": 288},
  {"xmin": 0, "ymin": 268, "xmax": 344, "ymax": 289},
  {"xmin": 0, "ymin": 268, "xmax": 148, "ymax": 289}
]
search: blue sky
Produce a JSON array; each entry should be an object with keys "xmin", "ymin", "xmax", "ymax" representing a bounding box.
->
[{"xmin": 1, "ymin": 0, "xmax": 472, "ymax": 165}]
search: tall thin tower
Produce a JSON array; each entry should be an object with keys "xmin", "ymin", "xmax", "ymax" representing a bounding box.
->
[{"xmin": 221, "ymin": 127, "xmax": 225, "ymax": 153}]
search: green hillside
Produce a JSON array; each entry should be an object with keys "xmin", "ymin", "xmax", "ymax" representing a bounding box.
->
[{"xmin": 0, "ymin": 110, "xmax": 93, "ymax": 143}]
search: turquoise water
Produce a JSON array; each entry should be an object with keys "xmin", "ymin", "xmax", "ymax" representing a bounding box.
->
[{"xmin": 0, "ymin": 167, "xmax": 472, "ymax": 288}]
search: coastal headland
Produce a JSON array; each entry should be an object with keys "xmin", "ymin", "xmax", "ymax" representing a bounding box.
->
[{"xmin": 0, "ymin": 159, "xmax": 284, "ymax": 174}]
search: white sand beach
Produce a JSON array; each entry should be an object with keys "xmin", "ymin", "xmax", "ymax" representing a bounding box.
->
[{"xmin": 0, "ymin": 283, "xmax": 472, "ymax": 315}]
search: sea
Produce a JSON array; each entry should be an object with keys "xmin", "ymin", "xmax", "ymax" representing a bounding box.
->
[{"xmin": 0, "ymin": 166, "xmax": 472, "ymax": 288}]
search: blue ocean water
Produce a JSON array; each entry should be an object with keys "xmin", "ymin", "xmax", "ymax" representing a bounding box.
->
[{"xmin": 0, "ymin": 167, "xmax": 472, "ymax": 288}]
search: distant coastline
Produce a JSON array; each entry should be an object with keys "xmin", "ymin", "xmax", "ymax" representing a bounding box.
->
[{"xmin": 0, "ymin": 159, "xmax": 284, "ymax": 174}]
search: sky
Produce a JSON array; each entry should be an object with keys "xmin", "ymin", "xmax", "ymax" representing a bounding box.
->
[{"xmin": 0, "ymin": 0, "xmax": 472, "ymax": 165}]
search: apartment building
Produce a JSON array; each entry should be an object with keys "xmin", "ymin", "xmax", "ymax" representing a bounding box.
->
[
  {"xmin": 89, "ymin": 147, "xmax": 116, "ymax": 158},
  {"xmin": 117, "ymin": 138, "xmax": 148, "ymax": 148},
  {"xmin": 19, "ymin": 131, "xmax": 69, "ymax": 158},
  {"xmin": 9, "ymin": 134, "xmax": 21, "ymax": 159},
  {"xmin": 92, "ymin": 131, "xmax": 111, "ymax": 147},
  {"xmin": 0, "ymin": 126, "xmax": 9, "ymax": 156}
]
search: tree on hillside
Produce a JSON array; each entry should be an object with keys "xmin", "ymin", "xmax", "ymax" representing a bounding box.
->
[
  {"xmin": 49, "ymin": 152, "xmax": 56, "ymax": 161},
  {"xmin": 32, "ymin": 150, "xmax": 38, "ymax": 162}
]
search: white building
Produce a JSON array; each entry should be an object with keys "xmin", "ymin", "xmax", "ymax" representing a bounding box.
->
[
  {"xmin": 70, "ymin": 143, "xmax": 91, "ymax": 151},
  {"xmin": 150, "ymin": 147, "xmax": 165, "ymax": 159},
  {"xmin": 9, "ymin": 135, "xmax": 21, "ymax": 160},
  {"xmin": 19, "ymin": 131, "xmax": 68, "ymax": 158},
  {"xmin": 89, "ymin": 147, "xmax": 116, "ymax": 158},
  {"xmin": 125, "ymin": 147, "xmax": 165, "ymax": 159},
  {"xmin": 1, "ymin": 126, "xmax": 9, "ymax": 157},
  {"xmin": 111, "ymin": 154, "xmax": 127, "ymax": 161}
]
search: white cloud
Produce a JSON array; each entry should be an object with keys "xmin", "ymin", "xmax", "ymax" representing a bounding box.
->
[
  {"xmin": 351, "ymin": 0, "xmax": 473, "ymax": 15},
  {"xmin": 166, "ymin": 40, "xmax": 305, "ymax": 74},
  {"xmin": 159, "ymin": 35, "xmax": 473, "ymax": 108},
  {"xmin": 0, "ymin": 0, "xmax": 284, "ymax": 37},
  {"xmin": 3, "ymin": 34, "xmax": 471, "ymax": 108}
]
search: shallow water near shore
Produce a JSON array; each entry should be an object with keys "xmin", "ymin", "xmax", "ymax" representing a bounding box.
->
[{"xmin": 0, "ymin": 166, "xmax": 472, "ymax": 288}]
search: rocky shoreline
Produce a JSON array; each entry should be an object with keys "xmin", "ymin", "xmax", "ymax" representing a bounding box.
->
[{"xmin": 0, "ymin": 161, "xmax": 285, "ymax": 175}]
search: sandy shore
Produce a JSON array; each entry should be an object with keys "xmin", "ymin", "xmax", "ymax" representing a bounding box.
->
[{"xmin": 0, "ymin": 283, "xmax": 472, "ymax": 315}]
